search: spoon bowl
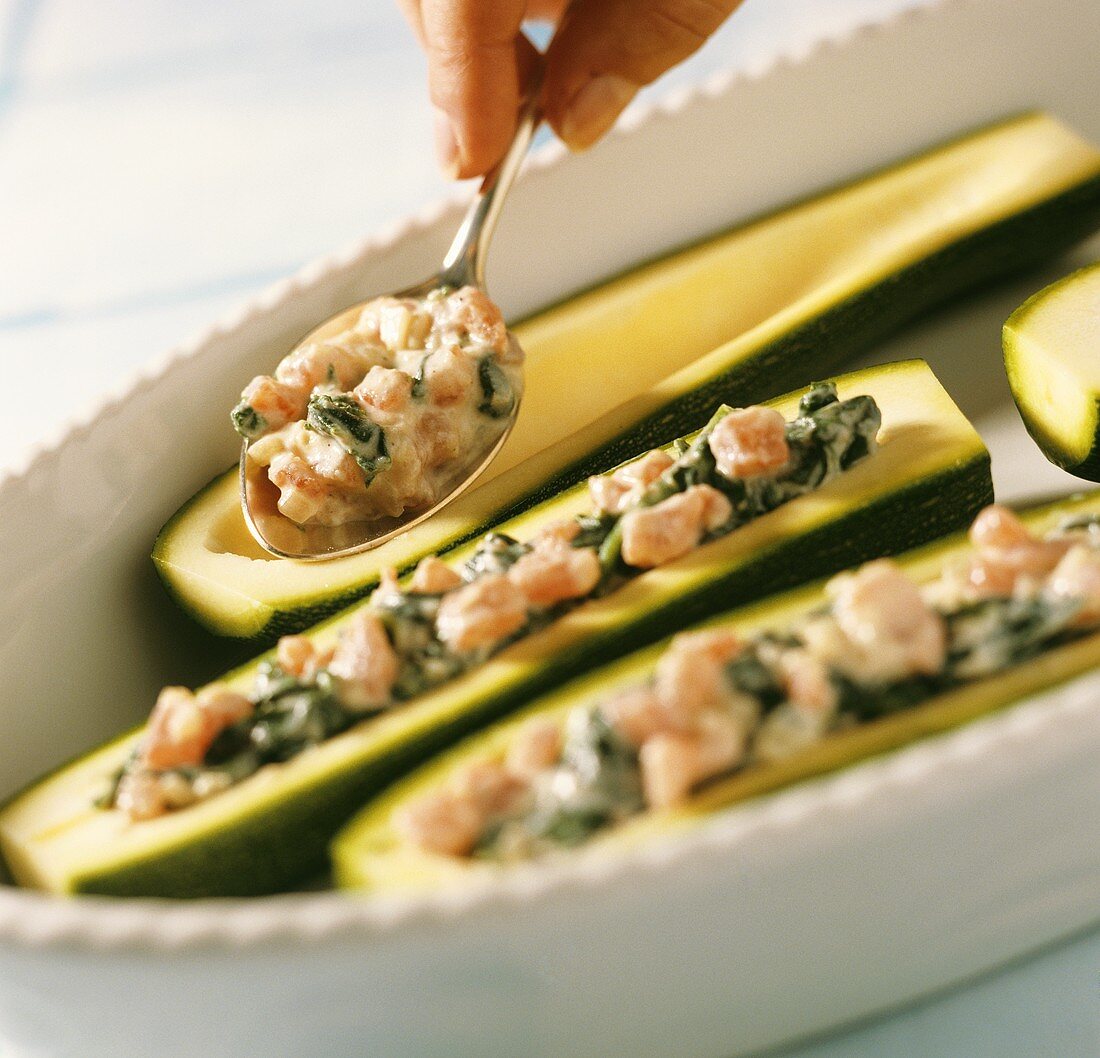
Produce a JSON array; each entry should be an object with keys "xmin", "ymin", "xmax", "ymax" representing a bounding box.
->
[
  {"xmin": 240, "ymin": 88, "xmax": 541, "ymax": 561},
  {"xmin": 240, "ymin": 333, "xmax": 524, "ymax": 561}
]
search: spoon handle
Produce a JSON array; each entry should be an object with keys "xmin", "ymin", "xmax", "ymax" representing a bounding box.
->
[{"xmin": 439, "ymin": 75, "xmax": 544, "ymax": 290}]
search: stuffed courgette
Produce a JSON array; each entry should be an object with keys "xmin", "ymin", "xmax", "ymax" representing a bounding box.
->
[{"xmin": 333, "ymin": 492, "xmax": 1100, "ymax": 894}]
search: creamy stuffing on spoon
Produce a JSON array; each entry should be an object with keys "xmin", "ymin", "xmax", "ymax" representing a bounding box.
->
[
  {"xmin": 393, "ymin": 505, "xmax": 1100, "ymax": 862},
  {"xmin": 107, "ymin": 383, "xmax": 881, "ymax": 820},
  {"xmin": 233, "ymin": 286, "xmax": 522, "ymax": 526}
]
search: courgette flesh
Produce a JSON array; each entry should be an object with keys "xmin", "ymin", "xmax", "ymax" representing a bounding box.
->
[
  {"xmin": 333, "ymin": 491, "xmax": 1100, "ymax": 896},
  {"xmin": 0, "ymin": 360, "xmax": 990, "ymax": 897},
  {"xmin": 1004, "ymin": 262, "xmax": 1100, "ymax": 480},
  {"xmin": 154, "ymin": 113, "xmax": 1100, "ymax": 641}
]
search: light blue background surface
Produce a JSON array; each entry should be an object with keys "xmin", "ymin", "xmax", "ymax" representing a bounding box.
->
[{"xmin": 0, "ymin": 2, "xmax": 1096, "ymax": 1054}]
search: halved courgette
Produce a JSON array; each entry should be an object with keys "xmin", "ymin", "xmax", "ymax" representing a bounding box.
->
[
  {"xmin": 155, "ymin": 113, "xmax": 1100, "ymax": 641},
  {"xmin": 1004, "ymin": 262, "xmax": 1100, "ymax": 480},
  {"xmin": 0, "ymin": 361, "xmax": 990, "ymax": 897},
  {"xmin": 332, "ymin": 491, "xmax": 1100, "ymax": 896}
]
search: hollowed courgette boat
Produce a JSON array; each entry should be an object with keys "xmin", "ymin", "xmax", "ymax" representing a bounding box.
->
[
  {"xmin": 0, "ymin": 360, "xmax": 989, "ymax": 897},
  {"xmin": 1004, "ymin": 261, "xmax": 1100, "ymax": 481},
  {"xmin": 332, "ymin": 492, "xmax": 1100, "ymax": 895},
  {"xmin": 154, "ymin": 112, "xmax": 1100, "ymax": 641}
]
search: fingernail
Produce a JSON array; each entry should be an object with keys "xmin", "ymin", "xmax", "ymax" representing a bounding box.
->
[
  {"xmin": 560, "ymin": 74, "xmax": 638, "ymax": 150},
  {"xmin": 433, "ymin": 108, "xmax": 461, "ymax": 177}
]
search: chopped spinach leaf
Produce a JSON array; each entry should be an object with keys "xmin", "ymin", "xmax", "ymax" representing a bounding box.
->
[
  {"xmin": 231, "ymin": 402, "xmax": 267, "ymax": 441},
  {"xmin": 832, "ymin": 671, "xmax": 942, "ymax": 722},
  {"xmin": 306, "ymin": 393, "xmax": 391, "ymax": 484},
  {"xmin": 409, "ymin": 354, "xmax": 429, "ymax": 401},
  {"xmin": 798, "ymin": 381, "xmax": 839, "ymax": 415},
  {"xmin": 478, "ymin": 356, "xmax": 515, "ymax": 419},
  {"xmin": 571, "ymin": 512, "xmax": 616, "ymax": 551},
  {"xmin": 725, "ymin": 647, "xmax": 787, "ymax": 710},
  {"xmin": 524, "ymin": 804, "xmax": 615, "ymax": 849},
  {"xmin": 479, "ymin": 707, "xmax": 643, "ymax": 858},
  {"xmin": 463, "ymin": 532, "xmax": 531, "ymax": 579},
  {"xmin": 945, "ymin": 594, "xmax": 1081, "ymax": 679}
]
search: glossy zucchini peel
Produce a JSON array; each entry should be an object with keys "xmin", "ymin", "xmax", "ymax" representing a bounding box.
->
[
  {"xmin": 0, "ymin": 360, "xmax": 990, "ymax": 898},
  {"xmin": 154, "ymin": 112, "xmax": 1100, "ymax": 641},
  {"xmin": 1004, "ymin": 261, "xmax": 1100, "ymax": 480},
  {"xmin": 332, "ymin": 492, "xmax": 1100, "ymax": 896}
]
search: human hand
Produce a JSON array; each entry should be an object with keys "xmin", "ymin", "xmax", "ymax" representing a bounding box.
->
[{"xmin": 398, "ymin": 0, "xmax": 744, "ymax": 178}]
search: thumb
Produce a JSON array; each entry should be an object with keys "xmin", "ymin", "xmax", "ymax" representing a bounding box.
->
[
  {"xmin": 419, "ymin": 0, "xmax": 532, "ymax": 178},
  {"xmin": 544, "ymin": 0, "xmax": 743, "ymax": 150}
]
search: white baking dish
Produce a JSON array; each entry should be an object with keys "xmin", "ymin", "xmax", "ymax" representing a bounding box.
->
[{"xmin": 1, "ymin": 1, "xmax": 1099, "ymax": 1055}]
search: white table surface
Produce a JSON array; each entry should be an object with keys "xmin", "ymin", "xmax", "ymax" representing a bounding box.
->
[{"xmin": 0, "ymin": 2, "xmax": 1097, "ymax": 1055}]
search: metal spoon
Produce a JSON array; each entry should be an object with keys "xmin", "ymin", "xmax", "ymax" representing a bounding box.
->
[{"xmin": 241, "ymin": 90, "xmax": 542, "ymax": 561}]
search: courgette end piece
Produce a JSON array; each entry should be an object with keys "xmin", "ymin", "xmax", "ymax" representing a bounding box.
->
[
  {"xmin": 333, "ymin": 492, "xmax": 1100, "ymax": 898},
  {"xmin": 1004, "ymin": 262, "xmax": 1100, "ymax": 481}
]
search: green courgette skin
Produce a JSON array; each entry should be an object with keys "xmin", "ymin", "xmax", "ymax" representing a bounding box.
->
[
  {"xmin": 77, "ymin": 452, "xmax": 991, "ymax": 898},
  {"xmin": 1013, "ymin": 394, "xmax": 1100, "ymax": 482},
  {"xmin": 1062, "ymin": 424, "xmax": 1100, "ymax": 482}
]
